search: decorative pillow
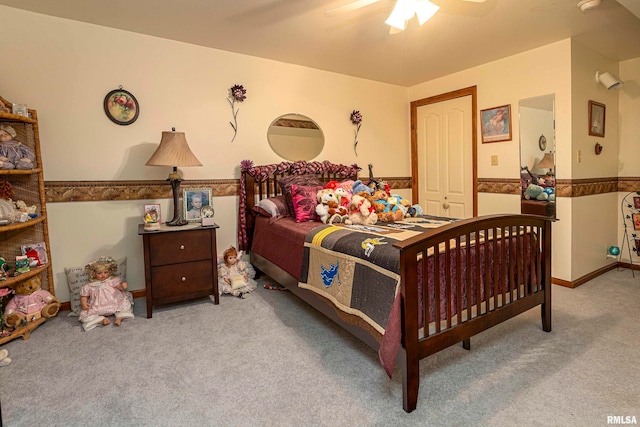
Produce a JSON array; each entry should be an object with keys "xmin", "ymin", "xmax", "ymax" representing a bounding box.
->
[
  {"xmin": 64, "ymin": 257, "xmax": 127, "ymax": 316},
  {"xmin": 277, "ymin": 174, "xmax": 322, "ymax": 214},
  {"xmin": 251, "ymin": 195, "xmax": 290, "ymax": 217},
  {"xmin": 230, "ymin": 275, "xmax": 246, "ymax": 290},
  {"xmin": 291, "ymin": 184, "xmax": 322, "ymax": 222}
]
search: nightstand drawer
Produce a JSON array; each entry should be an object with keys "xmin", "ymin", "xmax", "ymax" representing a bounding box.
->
[
  {"xmin": 150, "ymin": 260, "xmax": 214, "ymax": 300},
  {"xmin": 148, "ymin": 229, "xmax": 212, "ymax": 266}
]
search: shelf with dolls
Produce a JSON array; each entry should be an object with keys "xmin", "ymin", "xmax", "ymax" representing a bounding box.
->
[{"xmin": 0, "ymin": 95, "xmax": 56, "ymax": 344}]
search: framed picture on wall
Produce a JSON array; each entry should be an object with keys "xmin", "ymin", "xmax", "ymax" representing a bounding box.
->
[
  {"xmin": 588, "ymin": 100, "xmax": 605, "ymax": 137},
  {"xmin": 183, "ymin": 188, "xmax": 212, "ymax": 222},
  {"xmin": 480, "ymin": 105, "xmax": 512, "ymax": 143},
  {"xmin": 103, "ymin": 88, "xmax": 140, "ymax": 126},
  {"xmin": 633, "ymin": 213, "xmax": 640, "ymax": 231}
]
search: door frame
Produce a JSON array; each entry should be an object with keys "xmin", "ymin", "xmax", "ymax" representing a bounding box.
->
[{"xmin": 410, "ymin": 85, "xmax": 478, "ymax": 217}]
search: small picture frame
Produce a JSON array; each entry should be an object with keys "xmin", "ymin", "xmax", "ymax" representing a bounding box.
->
[
  {"xmin": 103, "ymin": 88, "xmax": 140, "ymax": 125},
  {"xmin": 480, "ymin": 105, "xmax": 512, "ymax": 143},
  {"xmin": 588, "ymin": 100, "xmax": 605, "ymax": 137},
  {"xmin": 144, "ymin": 204, "xmax": 161, "ymax": 224},
  {"xmin": 635, "ymin": 238, "xmax": 640, "ymax": 254},
  {"xmin": 633, "ymin": 213, "xmax": 640, "ymax": 231},
  {"xmin": 634, "ymin": 197, "xmax": 640, "ymax": 210},
  {"xmin": 12, "ymin": 103, "xmax": 28, "ymax": 117},
  {"xmin": 183, "ymin": 188, "xmax": 212, "ymax": 222},
  {"xmin": 20, "ymin": 242, "xmax": 48, "ymax": 266}
]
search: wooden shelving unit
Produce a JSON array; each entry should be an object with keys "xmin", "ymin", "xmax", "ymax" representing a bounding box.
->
[{"xmin": 0, "ymin": 95, "xmax": 55, "ymax": 345}]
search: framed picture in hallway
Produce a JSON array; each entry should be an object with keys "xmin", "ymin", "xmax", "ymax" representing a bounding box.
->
[
  {"xmin": 480, "ymin": 105, "xmax": 511, "ymax": 143},
  {"xmin": 588, "ymin": 100, "xmax": 605, "ymax": 137}
]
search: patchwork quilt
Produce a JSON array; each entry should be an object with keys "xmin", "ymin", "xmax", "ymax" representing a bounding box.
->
[{"xmin": 299, "ymin": 217, "xmax": 456, "ymax": 336}]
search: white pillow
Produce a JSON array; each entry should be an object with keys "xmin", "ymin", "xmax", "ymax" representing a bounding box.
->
[{"xmin": 64, "ymin": 257, "xmax": 127, "ymax": 316}]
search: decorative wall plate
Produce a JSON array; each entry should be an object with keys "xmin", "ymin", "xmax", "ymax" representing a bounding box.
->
[
  {"xmin": 103, "ymin": 87, "xmax": 139, "ymax": 125},
  {"xmin": 538, "ymin": 135, "xmax": 547, "ymax": 151}
]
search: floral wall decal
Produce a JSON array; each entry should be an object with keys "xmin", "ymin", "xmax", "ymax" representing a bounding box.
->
[
  {"xmin": 350, "ymin": 110, "xmax": 363, "ymax": 156},
  {"xmin": 227, "ymin": 84, "xmax": 247, "ymax": 142}
]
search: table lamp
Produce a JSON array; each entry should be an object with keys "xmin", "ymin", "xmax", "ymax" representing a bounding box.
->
[
  {"xmin": 533, "ymin": 152, "xmax": 555, "ymax": 176},
  {"xmin": 146, "ymin": 128, "xmax": 202, "ymax": 226}
]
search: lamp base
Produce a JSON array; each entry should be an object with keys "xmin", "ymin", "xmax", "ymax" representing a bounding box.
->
[
  {"xmin": 166, "ymin": 217, "xmax": 188, "ymax": 227},
  {"xmin": 166, "ymin": 172, "xmax": 187, "ymax": 227}
]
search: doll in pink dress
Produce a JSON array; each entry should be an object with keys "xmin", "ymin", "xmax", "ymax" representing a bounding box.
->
[{"xmin": 79, "ymin": 256, "xmax": 134, "ymax": 331}]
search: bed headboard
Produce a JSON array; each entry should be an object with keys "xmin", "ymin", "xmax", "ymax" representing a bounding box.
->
[{"xmin": 238, "ymin": 160, "xmax": 360, "ymax": 250}]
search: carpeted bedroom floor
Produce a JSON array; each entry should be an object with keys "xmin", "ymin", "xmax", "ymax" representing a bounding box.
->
[{"xmin": 0, "ymin": 268, "xmax": 638, "ymax": 426}]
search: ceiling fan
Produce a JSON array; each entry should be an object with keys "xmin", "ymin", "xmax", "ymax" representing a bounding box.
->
[{"xmin": 325, "ymin": 0, "xmax": 487, "ymax": 33}]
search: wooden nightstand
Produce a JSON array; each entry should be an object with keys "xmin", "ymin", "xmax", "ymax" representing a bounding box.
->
[{"xmin": 138, "ymin": 223, "xmax": 219, "ymax": 318}]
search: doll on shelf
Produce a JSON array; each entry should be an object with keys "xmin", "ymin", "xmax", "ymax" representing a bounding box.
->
[
  {"xmin": 217, "ymin": 246, "xmax": 257, "ymax": 299},
  {"xmin": 79, "ymin": 256, "xmax": 134, "ymax": 331},
  {"xmin": 0, "ymin": 124, "xmax": 36, "ymax": 170}
]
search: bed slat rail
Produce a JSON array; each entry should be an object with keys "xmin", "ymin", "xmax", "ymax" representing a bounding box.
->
[{"xmin": 394, "ymin": 214, "xmax": 552, "ymax": 412}]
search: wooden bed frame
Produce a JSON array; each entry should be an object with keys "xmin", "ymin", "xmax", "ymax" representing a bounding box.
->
[{"xmin": 240, "ymin": 165, "xmax": 552, "ymax": 413}]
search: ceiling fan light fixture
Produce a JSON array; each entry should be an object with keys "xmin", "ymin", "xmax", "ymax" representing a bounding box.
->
[
  {"xmin": 415, "ymin": 0, "xmax": 440, "ymax": 25},
  {"xmin": 385, "ymin": 0, "xmax": 414, "ymax": 30}
]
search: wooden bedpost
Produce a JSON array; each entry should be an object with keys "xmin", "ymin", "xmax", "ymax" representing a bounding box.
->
[
  {"xmin": 541, "ymin": 219, "xmax": 552, "ymax": 332},
  {"xmin": 399, "ymin": 246, "xmax": 420, "ymax": 413}
]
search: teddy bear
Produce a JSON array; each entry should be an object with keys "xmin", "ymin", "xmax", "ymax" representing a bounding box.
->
[
  {"xmin": 315, "ymin": 188, "xmax": 348, "ymax": 224},
  {"xmin": 344, "ymin": 194, "xmax": 378, "ymax": 225},
  {"xmin": 524, "ymin": 184, "xmax": 549, "ymax": 201},
  {"xmin": 372, "ymin": 189, "xmax": 404, "ymax": 222},
  {"xmin": 2, "ymin": 275, "xmax": 60, "ymax": 329},
  {"xmin": 324, "ymin": 181, "xmax": 352, "ymax": 210}
]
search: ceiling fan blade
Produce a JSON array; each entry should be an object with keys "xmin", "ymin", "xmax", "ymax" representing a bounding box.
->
[{"xmin": 325, "ymin": 0, "xmax": 383, "ymax": 17}]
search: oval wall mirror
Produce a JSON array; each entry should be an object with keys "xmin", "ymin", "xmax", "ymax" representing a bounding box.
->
[{"xmin": 267, "ymin": 113, "xmax": 324, "ymax": 161}]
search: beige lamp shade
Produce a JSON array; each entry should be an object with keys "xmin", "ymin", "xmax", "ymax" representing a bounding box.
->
[
  {"xmin": 146, "ymin": 131, "xmax": 202, "ymax": 167},
  {"xmin": 534, "ymin": 152, "xmax": 555, "ymax": 170}
]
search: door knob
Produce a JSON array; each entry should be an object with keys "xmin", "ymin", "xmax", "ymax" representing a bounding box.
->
[{"xmin": 442, "ymin": 201, "xmax": 449, "ymax": 210}]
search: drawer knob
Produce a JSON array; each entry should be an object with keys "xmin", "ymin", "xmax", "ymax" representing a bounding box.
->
[
  {"xmin": 180, "ymin": 245, "xmax": 185, "ymax": 250},
  {"xmin": 181, "ymin": 276, "xmax": 186, "ymax": 282}
]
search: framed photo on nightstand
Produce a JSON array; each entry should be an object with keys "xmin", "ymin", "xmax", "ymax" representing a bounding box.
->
[{"xmin": 183, "ymin": 188, "xmax": 212, "ymax": 222}]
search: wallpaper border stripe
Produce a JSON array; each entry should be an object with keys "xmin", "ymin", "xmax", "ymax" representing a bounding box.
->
[{"xmin": 43, "ymin": 176, "xmax": 638, "ymax": 203}]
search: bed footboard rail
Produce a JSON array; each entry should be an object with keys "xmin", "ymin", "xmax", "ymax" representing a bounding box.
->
[{"xmin": 394, "ymin": 214, "xmax": 552, "ymax": 412}]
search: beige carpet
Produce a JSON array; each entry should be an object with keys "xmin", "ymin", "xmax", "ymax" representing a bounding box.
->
[{"xmin": 0, "ymin": 268, "xmax": 638, "ymax": 426}]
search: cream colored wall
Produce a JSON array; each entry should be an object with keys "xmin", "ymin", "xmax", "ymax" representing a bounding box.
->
[
  {"xmin": 408, "ymin": 40, "xmax": 573, "ymax": 281},
  {"xmin": 617, "ymin": 57, "xmax": 640, "ymax": 265},
  {"xmin": 569, "ymin": 41, "xmax": 621, "ymax": 278},
  {"xmin": 0, "ymin": 6, "xmax": 409, "ymax": 302},
  {"xmin": 619, "ymin": 58, "xmax": 640, "ymax": 178}
]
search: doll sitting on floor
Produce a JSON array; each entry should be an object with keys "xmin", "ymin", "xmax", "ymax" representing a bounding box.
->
[
  {"xmin": 79, "ymin": 256, "xmax": 134, "ymax": 331},
  {"xmin": 218, "ymin": 246, "xmax": 257, "ymax": 299}
]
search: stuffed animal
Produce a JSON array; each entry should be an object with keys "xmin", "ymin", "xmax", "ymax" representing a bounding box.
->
[
  {"xmin": 315, "ymin": 188, "xmax": 348, "ymax": 224},
  {"xmin": 351, "ymin": 180, "xmax": 372, "ymax": 196},
  {"xmin": 3, "ymin": 275, "xmax": 60, "ymax": 329},
  {"xmin": 324, "ymin": 181, "xmax": 352, "ymax": 210},
  {"xmin": 524, "ymin": 184, "xmax": 549, "ymax": 201},
  {"xmin": 372, "ymin": 189, "xmax": 404, "ymax": 222},
  {"xmin": 543, "ymin": 186, "xmax": 556, "ymax": 201},
  {"xmin": 344, "ymin": 194, "xmax": 378, "ymax": 225},
  {"xmin": 407, "ymin": 204, "xmax": 424, "ymax": 217}
]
